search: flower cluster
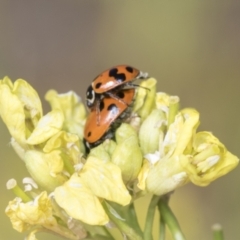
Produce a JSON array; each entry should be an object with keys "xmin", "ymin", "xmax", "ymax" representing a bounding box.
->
[{"xmin": 0, "ymin": 76, "xmax": 238, "ymax": 240}]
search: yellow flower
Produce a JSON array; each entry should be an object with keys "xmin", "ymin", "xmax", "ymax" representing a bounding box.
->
[
  {"xmin": 6, "ymin": 190, "xmax": 85, "ymax": 240},
  {"xmin": 5, "ymin": 191, "xmax": 57, "ymax": 232},
  {"xmin": 0, "ymin": 77, "xmax": 67, "ymax": 148},
  {"xmin": 45, "ymin": 90, "xmax": 86, "ymax": 140},
  {"xmin": 138, "ymin": 108, "xmax": 200, "ymax": 196},
  {"xmin": 181, "ymin": 131, "xmax": 239, "ymax": 186},
  {"xmin": 54, "ymin": 156, "xmax": 131, "ymax": 225},
  {"xmin": 0, "ymin": 77, "xmax": 42, "ymax": 146}
]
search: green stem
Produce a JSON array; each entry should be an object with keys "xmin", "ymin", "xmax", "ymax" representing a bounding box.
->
[
  {"xmin": 103, "ymin": 201, "xmax": 143, "ymax": 240},
  {"xmin": 99, "ymin": 226, "xmax": 114, "ymax": 239},
  {"xmin": 159, "ymin": 212, "xmax": 166, "ymax": 240},
  {"xmin": 81, "ymin": 224, "xmax": 114, "ymax": 240},
  {"xmin": 212, "ymin": 224, "xmax": 224, "ymax": 240},
  {"xmin": 158, "ymin": 196, "xmax": 186, "ymax": 240},
  {"xmin": 124, "ymin": 203, "xmax": 143, "ymax": 237},
  {"xmin": 144, "ymin": 195, "xmax": 160, "ymax": 240},
  {"xmin": 158, "ymin": 195, "xmax": 168, "ymax": 240}
]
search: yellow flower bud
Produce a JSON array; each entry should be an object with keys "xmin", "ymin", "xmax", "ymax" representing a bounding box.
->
[
  {"xmin": 145, "ymin": 154, "xmax": 189, "ymax": 196},
  {"xmin": 45, "ymin": 90, "xmax": 86, "ymax": 139},
  {"xmin": 133, "ymin": 78, "xmax": 157, "ymax": 120},
  {"xmin": 88, "ymin": 141, "xmax": 114, "ymax": 163},
  {"xmin": 111, "ymin": 123, "xmax": 143, "ymax": 183},
  {"xmin": 0, "ymin": 77, "xmax": 42, "ymax": 146},
  {"xmin": 24, "ymin": 150, "xmax": 67, "ymax": 192},
  {"xmin": 139, "ymin": 109, "xmax": 166, "ymax": 155}
]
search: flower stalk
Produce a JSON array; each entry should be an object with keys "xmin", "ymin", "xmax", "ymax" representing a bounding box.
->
[
  {"xmin": 103, "ymin": 201, "xmax": 143, "ymax": 240},
  {"xmin": 144, "ymin": 195, "xmax": 160, "ymax": 240},
  {"xmin": 159, "ymin": 213, "xmax": 166, "ymax": 240},
  {"xmin": 158, "ymin": 195, "xmax": 186, "ymax": 240}
]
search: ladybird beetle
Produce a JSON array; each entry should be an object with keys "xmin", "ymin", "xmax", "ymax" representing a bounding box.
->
[
  {"xmin": 84, "ymin": 88, "xmax": 135, "ymax": 151},
  {"xmin": 86, "ymin": 65, "xmax": 148, "ymax": 109}
]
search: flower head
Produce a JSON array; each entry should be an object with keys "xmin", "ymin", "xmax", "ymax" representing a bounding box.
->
[{"xmin": 0, "ymin": 75, "xmax": 238, "ymax": 239}]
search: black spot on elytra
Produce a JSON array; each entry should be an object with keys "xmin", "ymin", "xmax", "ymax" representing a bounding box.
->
[
  {"xmin": 87, "ymin": 131, "xmax": 92, "ymax": 137},
  {"xmin": 109, "ymin": 68, "xmax": 126, "ymax": 82},
  {"xmin": 126, "ymin": 66, "xmax": 133, "ymax": 73},
  {"xmin": 95, "ymin": 82, "xmax": 102, "ymax": 89},
  {"xmin": 116, "ymin": 91, "xmax": 125, "ymax": 99},
  {"xmin": 107, "ymin": 103, "xmax": 119, "ymax": 115},
  {"xmin": 99, "ymin": 101, "xmax": 105, "ymax": 112}
]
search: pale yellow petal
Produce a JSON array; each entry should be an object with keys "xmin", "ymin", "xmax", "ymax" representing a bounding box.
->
[
  {"xmin": 5, "ymin": 192, "xmax": 57, "ymax": 232},
  {"xmin": 88, "ymin": 143, "xmax": 112, "ymax": 163},
  {"xmin": 172, "ymin": 108, "xmax": 199, "ymax": 156},
  {"xmin": 0, "ymin": 84, "xmax": 26, "ymax": 144},
  {"xmin": 54, "ymin": 174, "xmax": 109, "ymax": 225},
  {"xmin": 155, "ymin": 92, "xmax": 171, "ymax": 112},
  {"xmin": 13, "ymin": 79, "xmax": 42, "ymax": 126},
  {"xmin": 27, "ymin": 110, "xmax": 64, "ymax": 145},
  {"xmin": 137, "ymin": 160, "xmax": 150, "ymax": 190},
  {"xmin": 182, "ymin": 132, "xmax": 239, "ymax": 186},
  {"xmin": 43, "ymin": 131, "xmax": 78, "ymax": 152},
  {"xmin": 1, "ymin": 76, "xmax": 13, "ymax": 88},
  {"xmin": 19, "ymin": 192, "xmax": 56, "ymax": 226},
  {"xmin": 43, "ymin": 131, "xmax": 82, "ymax": 166},
  {"xmin": 139, "ymin": 109, "xmax": 166, "ymax": 155},
  {"xmin": 133, "ymin": 78, "xmax": 157, "ymax": 120},
  {"xmin": 145, "ymin": 155, "xmax": 189, "ymax": 196},
  {"xmin": 45, "ymin": 90, "xmax": 86, "ymax": 119},
  {"xmin": 45, "ymin": 90, "xmax": 86, "ymax": 139},
  {"xmin": 5, "ymin": 198, "xmax": 30, "ymax": 232},
  {"xmin": 24, "ymin": 150, "xmax": 67, "ymax": 192},
  {"xmin": 81, "ymin": 156, "xmax": 131, "ymax": 205}
]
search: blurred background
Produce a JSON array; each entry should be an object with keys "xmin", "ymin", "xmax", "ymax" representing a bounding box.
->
[{"xmin": 0, "ymin": 1, "xmax": 240, "ymax": 239}]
